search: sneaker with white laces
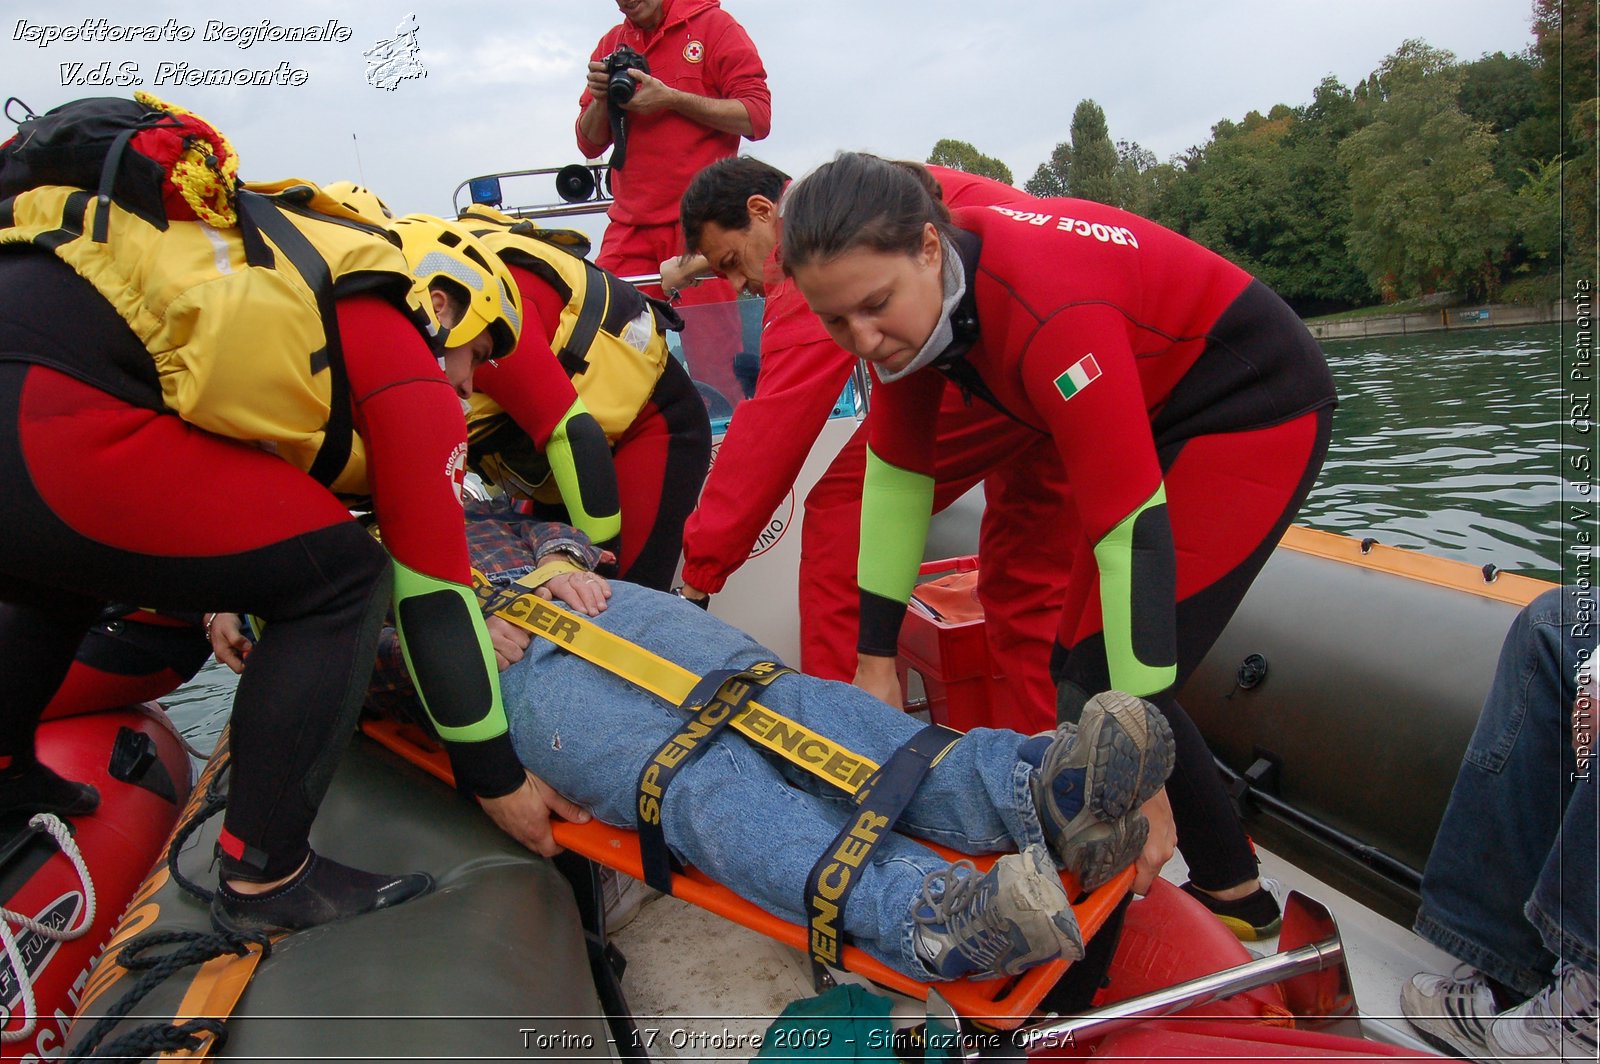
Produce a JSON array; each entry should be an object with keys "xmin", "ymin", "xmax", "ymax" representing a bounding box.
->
[
  {"xmin": 1485, "ymin": 961, "xmax": 1598, "ymax": 1061},
  {"xmin": 1400, "ymin": 968, "xmax": 1497, "ymax": 1058},
  {"xmin": 911, "ymin": 843, "xmax": 1083, "ymax": 981}
]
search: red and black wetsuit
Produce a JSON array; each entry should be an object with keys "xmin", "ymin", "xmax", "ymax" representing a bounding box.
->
[
  {"xmin": 0, "ymin": 252, "xmax": 523, "ymax": 882},
  {"xmin": 679, "ymin": 167, "xmax": 1070, "ymax": 725},
  {"xmin": 859, "ymin": 200, "xmax": 1336, "ymax": 889},
  {"xmin": 43, "ymin": 607, "xmax": 209, "ymax": 720},
  {"xmin": 473, "ymin": 263, "xmax": 710, "ymax": 591}
]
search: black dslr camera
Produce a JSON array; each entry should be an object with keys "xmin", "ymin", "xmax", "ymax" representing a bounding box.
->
[
  {"xmin": 600, "ymin": 45, "xmax": 650, "ymax": 169},
  {"xmin": 603, "ymin": 45, "xmax": 650, "ymax": 106}
]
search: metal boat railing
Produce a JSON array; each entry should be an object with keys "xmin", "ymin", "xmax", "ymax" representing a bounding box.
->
[
  {"xmin": 927, "ymin": 890, "xmax": 1362, "ymax": 1060},
  {"xmin": 451, "ymin": 163, "xmax": 615, "ymax": 222}
]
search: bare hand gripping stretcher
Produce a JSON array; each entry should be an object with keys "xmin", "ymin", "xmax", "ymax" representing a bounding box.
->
[{"xmin": 363, "ymin": 573, "xmax": 1133, "ymax": 1028}]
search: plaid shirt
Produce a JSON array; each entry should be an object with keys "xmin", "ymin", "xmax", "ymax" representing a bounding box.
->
[{"xmin": 366, "ymin": 500, "xmax": 603, "ymax": 721}]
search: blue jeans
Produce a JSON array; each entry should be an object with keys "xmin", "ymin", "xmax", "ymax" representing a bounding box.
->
[
  {"xmin": 498, "ymin": 583, "xmax": 1049, "ymax": 979},
  {"xmin": 1414, "ymin": 586, "xmax": 1598, "ymax": 996}
]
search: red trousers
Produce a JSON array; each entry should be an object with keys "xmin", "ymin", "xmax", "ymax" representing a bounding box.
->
[
  {"xmin": 597, "ymin": 219, "xmax": 750, "ymax": 409},
  {"xmin": 799, "ymin": 386, "xmax": 1072, "ymax": 732}
]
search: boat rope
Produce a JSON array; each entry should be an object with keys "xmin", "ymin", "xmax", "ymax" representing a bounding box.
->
[
  {"xmin": 65, "ymin": 927, "xmax": 269, "ymax": 1062},
  {"xmin": 0, "ymin": 813, "xmax": 97, "ymax": 1044},
  {"xmin": 165, "ymin": 769, "xmax": 230, "ymax": 905},
  {"xmin": 177, "ymin": 731, "xmax": 215, "ymax": 762},
  {"xmin": 79, "ymin": 1016, "xmax": 228, "ymax": 1061}
]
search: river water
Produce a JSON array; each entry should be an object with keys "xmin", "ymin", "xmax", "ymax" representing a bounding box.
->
[
  {"xmin": 1301, "ymin": 323, "xmax": 1569, "ymax": 582},
  {"xmin": 163, "ymin": 323, "xmax": 1576, "ymax": 742}
]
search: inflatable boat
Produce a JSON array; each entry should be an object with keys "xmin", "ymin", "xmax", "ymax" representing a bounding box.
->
[
  {"xmin": 1, "ymin": 702, "xmax": 191, "ymax": 1061},
  {"xmin": 30, "ymin": 168, "xmax": 1554, "ymax": 1059},
  {"xmin": 30, "ymin": 522, "xmax": 1528, "ymax": 1057},
  {"xmin": 47, "ymin": 519, "xmax": 1539, "ymax": 1060},
  {"xmin": 1178, "ymin": 525, "xmax": 1552, "ymax": 910},
  {"xmin": 55, "ymin": 706, "xmax": 1443, "ymax": 1062},
  {"xmin": 60, "ymin": 728, "xmax": 619, "ymax": 1062},
  {"xmin": 922, "ymin": 508, "xmax": 1555, "ymax": 920}
]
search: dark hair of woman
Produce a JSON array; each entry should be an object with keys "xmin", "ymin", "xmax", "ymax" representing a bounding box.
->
[{"xmin": 781, "ymin": 152, "xmax": 954, "ymax": 274}]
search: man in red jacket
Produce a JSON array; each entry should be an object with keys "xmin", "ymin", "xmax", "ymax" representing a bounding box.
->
[
  {"xmin": 577, "ymin": 0, "xmax": 768, "ymax": 295},
  {"xmin": 674, "ymin": 156, "xmax": 1072, "ymax": 730}
]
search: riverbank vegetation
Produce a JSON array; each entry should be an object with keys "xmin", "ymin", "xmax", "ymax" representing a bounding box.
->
[{"xmin": 931, "ymin": 0, "xmax": 1594, "ymax": 316}]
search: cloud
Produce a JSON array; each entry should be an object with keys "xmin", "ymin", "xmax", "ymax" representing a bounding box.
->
[
  {"xmin": 426, "ymin": 32, "xmax": 587, "ymax": 86},
  {"xmin": 0, "ymin": 0, "xmax": 1539, "ymax": 222}
]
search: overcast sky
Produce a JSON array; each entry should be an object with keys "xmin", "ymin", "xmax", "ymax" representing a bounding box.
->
[{"xmin": 3, "ymin": 0, "xmax": 1538, "ymax": 241}]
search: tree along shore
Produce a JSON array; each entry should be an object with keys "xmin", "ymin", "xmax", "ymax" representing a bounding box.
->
[{"xmin": 930, "ymin": 2, "xmax": 1595, "ymax": 318}]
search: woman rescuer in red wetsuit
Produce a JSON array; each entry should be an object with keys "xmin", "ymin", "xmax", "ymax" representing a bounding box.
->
[
  {"xmin": 782, "ymin": 152, "xmax": 1336, "ymax": 935},
  {"xmin": 0, "ymin": 149, "xmax": 583, "ymax": 934},
  {"xmin": 673, "ymin": 156, "xmax": 1070, "ymax": 725}
]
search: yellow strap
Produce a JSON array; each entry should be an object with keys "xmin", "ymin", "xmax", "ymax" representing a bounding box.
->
[
  {"xmin": 520, "ymin": 557, "xmax": 586, "ymax": 588},
  {"xmin": 489, "ymin": 585, "xmax": 881, "ymax": 795}
]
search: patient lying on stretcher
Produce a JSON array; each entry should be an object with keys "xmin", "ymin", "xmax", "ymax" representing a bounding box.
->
[{"xmin": 218, "ymin": 503, "xmax": 1176, "ymax": 982}]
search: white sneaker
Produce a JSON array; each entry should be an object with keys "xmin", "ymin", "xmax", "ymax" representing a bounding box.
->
[
  {"xmin": 1485, "ymin": 961, "xmax": 1598, "ymax": 1061},
  {"xmin": 1400, "ymin": 968, "xmax": 1497, "ymax": 1058},
  {"xmin": 599, "ymin": 865, "xmax": 658, "ymax": 932}
]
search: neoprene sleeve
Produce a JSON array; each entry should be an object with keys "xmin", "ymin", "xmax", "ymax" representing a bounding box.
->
[
  {"xmin": 391, "ymin": 559, "xmax": 523, "ymax": 797},
  {"xmin": 545, "ymin": 399, "xmax": 623, "ymax": 550},
  {"xmin": 856, "ymin": 447, "xmax": 935, "ymax": 656},
  {"xmin": 1091, "ymin": 484, "xmax": 1178, "ymax": 698}
]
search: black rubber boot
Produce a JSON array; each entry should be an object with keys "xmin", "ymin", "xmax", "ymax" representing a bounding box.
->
[
  {"xmin": 0, "ymin": 760, "xmax": 100, "ymax": 818},
  {"xmin": 1180, "ymin": 880, "xmax": 1283, "ymax": 941},
  {"xmin": 210, "ymin": 849, "xmax": 434, "ymax": 935}
]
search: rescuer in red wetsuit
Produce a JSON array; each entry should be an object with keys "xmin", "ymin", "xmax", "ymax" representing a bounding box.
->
[
  {"xmin": 446, "ymin": 208, "xmax": 712, "ymax": 591},
  {"xmin": 40, "ymin": 608, "xmax": 210, "ymax": 720},
  {"xmin": 0, "ymin": 206, "xmax": 584, "ymax": 934},
  {"xmin": 782, "ymin": 152, "xmax": 1337, "ymax": 936},
  {"xmin": 674, "ymin": 156, "xmax": 1070, "ymax": 726}
]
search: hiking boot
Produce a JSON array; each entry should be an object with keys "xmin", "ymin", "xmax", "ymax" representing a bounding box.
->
[
  {"xmin": 1485, "ymin": 961, "xmax": 1598, "ymax": 1061},
  {"xmin": 1029, "ymin": 691, "xmax": 1173, "ymax": 884},
  {"xmin": 0, "ymin": 760, "xmax": 100, "ymax": 819},
  {"xmin": 1400, "ymin": 968, "xmax": 1498, "ymax": 1058},
  {"xmin": 911, "ymin": 843, "xmax": 1083, "ymax": 980},
  {"xmin": 211, "ymin": 849, "xmax": 434, "ymax": 935},
  {"xmin": 1057, "ymin": 814, "xmax": 1150, "ymax": 892},
  {"xmin": 1180, "ymin": 879, "xmax": 1283, "ymax": 941}
]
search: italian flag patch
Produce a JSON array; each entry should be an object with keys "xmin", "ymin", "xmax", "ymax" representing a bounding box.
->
[{"xmin": 1053, "ymin": 353, "xmax": 1102, "ymax": 402}]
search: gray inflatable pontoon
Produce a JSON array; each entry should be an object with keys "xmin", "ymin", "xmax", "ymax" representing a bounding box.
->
[{"xmin": 65, "ymin": 733, "xmax": 618, "ymax": 1063}]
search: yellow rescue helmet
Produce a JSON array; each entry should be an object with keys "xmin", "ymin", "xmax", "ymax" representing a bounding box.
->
[
  {"xmin": 390, "ymin": 213, "xmax": 523, "ymax": 361},
  {"xmin": 321, "ymin": 180, "xmax": 395, "ymax": 224}
]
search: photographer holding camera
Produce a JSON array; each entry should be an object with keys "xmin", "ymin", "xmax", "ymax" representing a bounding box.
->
[{"xmin": 577, "ymin": 0, "xmax": 770, "ymax": 303}]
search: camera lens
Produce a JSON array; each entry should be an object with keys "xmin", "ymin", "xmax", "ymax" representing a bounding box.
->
[{"xmin": 608, "ymin": 73, "xmax": 637, "ymax": 106}]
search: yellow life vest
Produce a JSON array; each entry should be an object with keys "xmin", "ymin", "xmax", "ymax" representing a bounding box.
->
[
  {"xmin": 0, "ymin": 179, "xmax": 430, "ymax": 495},
  {"xmin": 458, "ymin": 205, "xmax": 672, "ymax": 443}
]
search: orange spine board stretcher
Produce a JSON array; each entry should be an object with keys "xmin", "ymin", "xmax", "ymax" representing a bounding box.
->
[{"xmin": 361, "ymin": 717, "xmax": 1132, "ymax": 1028}]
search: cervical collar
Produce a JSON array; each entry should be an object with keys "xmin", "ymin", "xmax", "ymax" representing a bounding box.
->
[{"xmin": 873, "ymin": 235, "xmax": 965, "ymax": 384}]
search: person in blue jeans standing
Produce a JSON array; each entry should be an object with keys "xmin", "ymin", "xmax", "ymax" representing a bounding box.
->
[{"xmin": 1402, "ymin": 585, "xmax": 1597, "ymax": 1060}]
